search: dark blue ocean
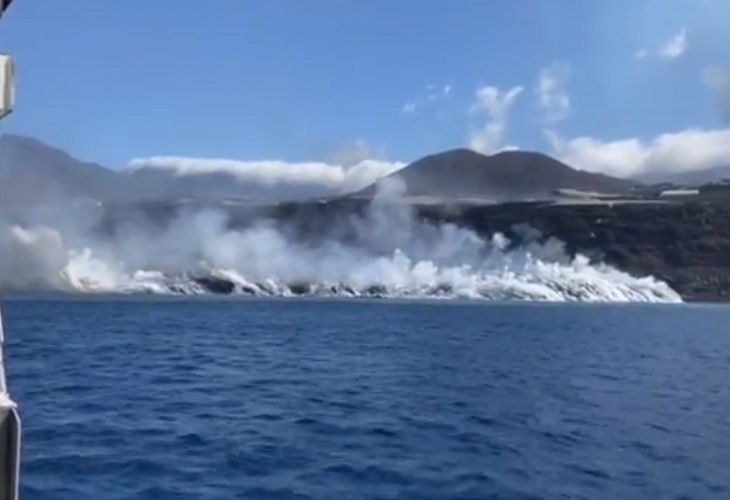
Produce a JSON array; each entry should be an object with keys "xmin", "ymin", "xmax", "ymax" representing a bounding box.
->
[{"xmin": 3, "ymin": 297, "xmax": 730, "ymax": 499}]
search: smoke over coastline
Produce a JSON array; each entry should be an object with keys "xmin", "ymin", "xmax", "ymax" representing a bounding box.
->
[{"xmin": 0, "ymin": 177, "xmax": 681, "ymax": 303}]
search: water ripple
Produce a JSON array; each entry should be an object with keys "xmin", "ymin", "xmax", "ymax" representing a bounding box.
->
[{"xmin": 3, "ymin": 298, "xmax": 730, "ymax": 499}]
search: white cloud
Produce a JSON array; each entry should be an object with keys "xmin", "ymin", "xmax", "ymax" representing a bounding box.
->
[
  {"xmin": 402, "ymin": 84, "xmax": 452, "ymax": 114},
  {"xmin": 532, "ymin": 54, "xmax": 730, "ymax": 181},
  {"xmin": 129, "ymin": 55, "xmax": 729, "ymax": 198},
  {"xmin": 535, "ymin": 62, "xmax": 571, "ymax": 124},
  {"xmin": 636, "ymin": 26, "xmax": 688, "ymax": 60},
  {"xmin": 468, "ymin": 85, "xmax": 524, "ymax": 154},
  {"xmin": 326, "ymin": 139, "xmax": 385, "ymax": 167},
  {"xmin": 127, "ymin": 156, "xmax": 405, "ymax": 200},
  {"xmin": 548, "ymin": 127, "xmax": 730, "ymax": 179},
  {"xmin": 660, "ymin": 26, "xmax": 688, "ymax": 59}
]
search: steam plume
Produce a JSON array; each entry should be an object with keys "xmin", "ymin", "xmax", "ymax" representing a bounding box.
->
[{"xmin": 0, "ymin": 178, "xmax": 681, "ymax": 303}]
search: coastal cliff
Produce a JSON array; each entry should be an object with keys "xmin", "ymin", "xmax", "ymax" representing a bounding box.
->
[
  {"xmin": 89, "ymin": 193, "xmax": 730, "ymax": 301},
  {"xmin": 425, "ymin": 201, "xmax": 730, "ymax": 302},
  {"xmin": 260, "ymin": 198, "xmax": 730, "ymax": 302}
]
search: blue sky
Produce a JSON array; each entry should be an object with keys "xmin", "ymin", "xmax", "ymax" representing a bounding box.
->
[{"xmin": 0, "ymin": 0, "xmax": 729, "ymax": 176}]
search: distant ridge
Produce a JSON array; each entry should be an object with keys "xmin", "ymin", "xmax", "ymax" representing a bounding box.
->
[
  {"xmin": 0, "ymin": 134, "xmax": 131, "ymax": 205},
  {"xmin": 351, "ymin": 148, "xmax": 638, "ymax": 202},
  {"xmin": 0, "ymin": 134, "xmax": 362, "ymax": 206},
  {"xmin": 634, "ymin": 164, "xmax": 730, "ymax": 187}
]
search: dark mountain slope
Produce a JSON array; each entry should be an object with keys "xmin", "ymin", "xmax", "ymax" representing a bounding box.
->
[
  {"xmin": 353, "ymin": 148, "xmax": 638, "ymax": 201},
  {"xmin": 0, "ymin": 134, "xmax": 132, "ymax": 204}
]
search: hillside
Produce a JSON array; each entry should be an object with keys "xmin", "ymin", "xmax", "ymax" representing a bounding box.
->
[
  {"xmin": 352, "ymin": 148, "xmax": 638, "ymax": 202},
  {"xmin": 0, "ymin": 134, "xmax": 358, "ymax": 206},
  {"xmin": 0, "ymin": 134, "xmax": 273, "ymax": 206},
  {"xmin": 0, "ymin": 135, "xmax": 667, "ymax": 207},
  {"xmin": 0, "ymin": 134, "xmax": 132, "ymax": 205}
]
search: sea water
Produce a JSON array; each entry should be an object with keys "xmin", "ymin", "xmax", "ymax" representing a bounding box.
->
[{"xmin": 3, "ymin": 297, "xmax": 729, "ymax": 499}]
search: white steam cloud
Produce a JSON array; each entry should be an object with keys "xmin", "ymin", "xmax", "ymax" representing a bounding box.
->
[
  {"xmin": 635, "ymin": 26, "xmax": 688, "ymax": 60},
  {"xmin": 659, "ymin": 26, "xmax": 689, "ymax": 59},
  {"xmin": 527, "ymin": 58, "xmax": 730, "ymax": 181},
  {"xmin": 468, "ymin": 85, "xmax": 524, "ymax": 154},
  {"xmin": 403, "ymin": 84, "xmax": 453, "ymax": 114},
  {"xmin": 326, "ymin": 139, "xmax": 386, "ymax": 167},
  {"xmin": 0, "ymin": 179, "xmax": 681, "ymax": 303},
  {"xmin": 536, "ymin": 62, "xmax": 571, "ymax": 125},
  {"xmin": 547, "ymin": 127, "xmax": 730, "ymax": 179},
  {"xmin": 126, "ymin": 156, "xmax": 405, "ymax": 201}
]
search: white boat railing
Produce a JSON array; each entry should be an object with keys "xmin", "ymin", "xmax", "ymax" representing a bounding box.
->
[
  {"xmin": 0, "ymin": 53, "xmax": 14, "ymax": 121},
  {"xmin": 1, "ymin": 1, "xmax": 22, "ymax": 497},
  {"xmin": 0, "ymin": 303, "xmax": 21, "ymax": 500}
]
